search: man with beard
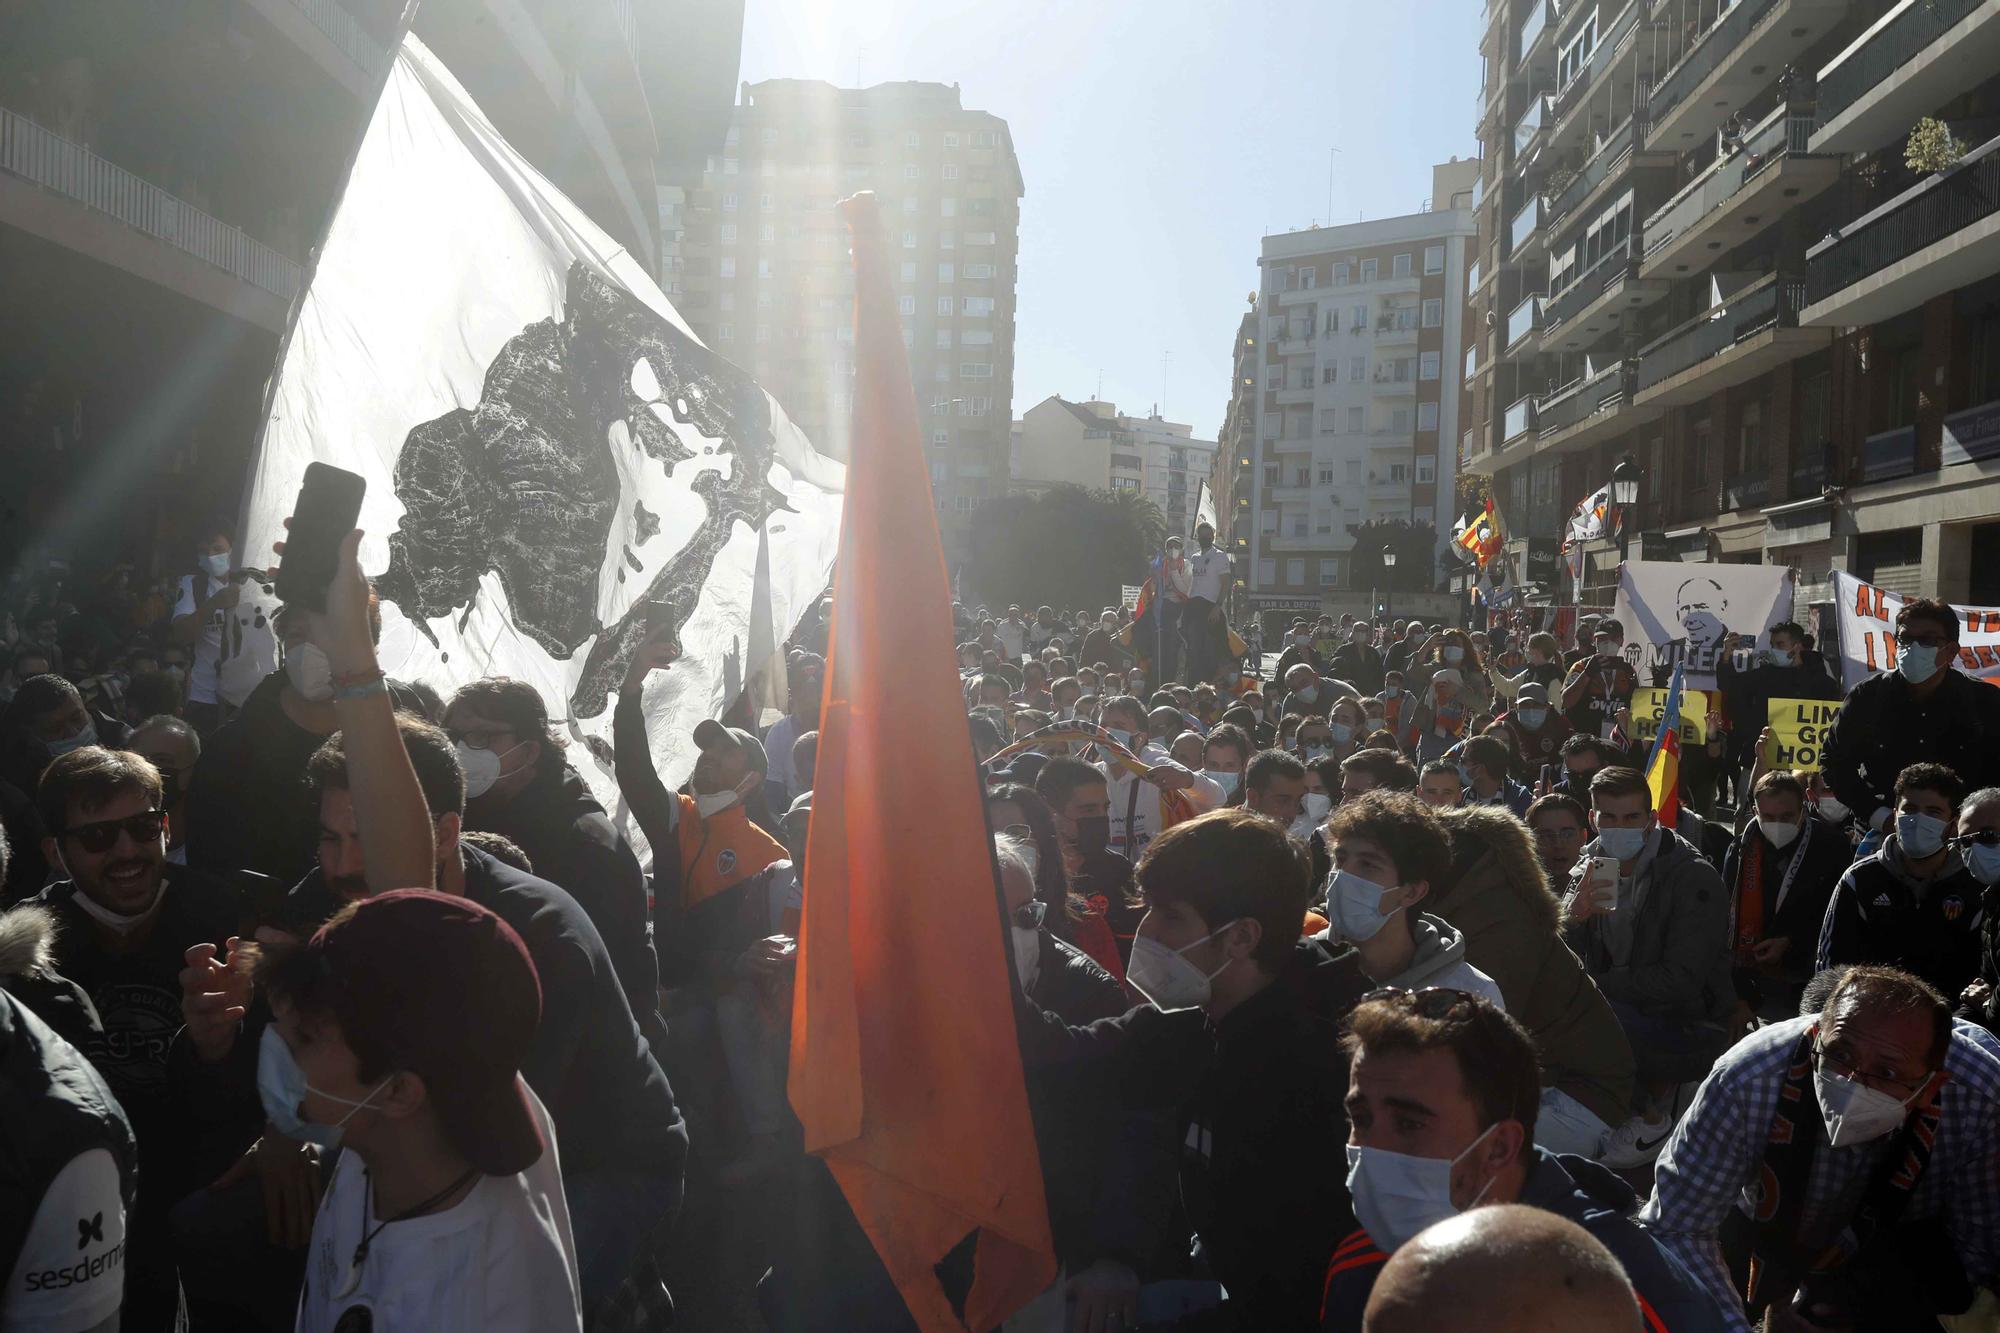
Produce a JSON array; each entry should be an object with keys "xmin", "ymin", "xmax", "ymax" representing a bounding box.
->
[
  {"xmin": 32, "ymin": 745, "xmax": 243, "ymax": 1327},
  {"xmin": 1035, "ymin": 756, "xmax": 1140, "ymax": 964}
]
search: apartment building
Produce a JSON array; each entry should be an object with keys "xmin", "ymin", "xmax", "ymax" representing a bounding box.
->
[
  {"xmin": 1011, "ymin": 396, "xmax": 1219, "ymax": 535},
  {"xmin": 1210, "ymin": 306, "xmax": 1262, "ymax": 622},
  {"xmin": 670, "ymin": 79, "xmax": 1025, "ymax": 565},
  {"xmin": 1462, "ymin": 0, "xmax": 2000, "ymax": 610},
  {"xmin": 1244, "ymin": 173, "xmax": 1479, "ymax": 625}
]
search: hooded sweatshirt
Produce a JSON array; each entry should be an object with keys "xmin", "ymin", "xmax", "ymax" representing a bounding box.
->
[
  {"xmin": 1373, "ymin": 913, "xmax": 1505, "ymax": 1010},
  {"xmin": 1817, "ymin": 833, "xmax": 1984, "ymax": 1002}
]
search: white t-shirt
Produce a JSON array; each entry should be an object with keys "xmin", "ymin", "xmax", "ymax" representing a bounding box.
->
[
  {"xmin": 3, "ymin": 1148, "xmax": 126, "ymax": 1333},
  {"xmin": 173, "ymin": 574, "xmax": 279, "ymax": 708},
  {"xmin": 995, "ymin": 620, "xmax": 1028, "ymax": 659},
  {"xmin": 1100, "ymin": 744, "xmax": 1225, "ymax": 859},
  {"xmin": 1186, "ymin": 548, "xmax": 1231, "ymax": 603},
  {"xmin": 295, "ymin": 1085, "xmax": 581, "ymax": 1333}
]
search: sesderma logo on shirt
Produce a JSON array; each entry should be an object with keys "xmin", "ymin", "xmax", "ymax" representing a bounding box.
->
[{"xmin": 24, "ymin": 1233, "xmax": 124, "ymax": 1291}]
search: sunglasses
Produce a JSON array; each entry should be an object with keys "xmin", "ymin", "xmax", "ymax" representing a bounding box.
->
[
  {"xmin": 62, "ymin": 808, "xmax": 166, "ymax": 854},
  {"xmin": 1359, "ymin": 985, "xmax": 1487, "ymax": 1021},
  {"xmin": 1956, "ymin": 830, "xmax": 2000, "ymax": 848},
  {"xmin": 1011, "ymin": 899, "xmax": 1048, "ymax": 931}
]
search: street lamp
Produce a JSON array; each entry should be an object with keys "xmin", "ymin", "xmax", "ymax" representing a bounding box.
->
[
  {"xmin": 1612, "ymin": 455, "xmax": 1642, "ymax": 562},
  {"xmin": 1381, "ymin": 549, "xmax": 1398, "ymax": 620}
]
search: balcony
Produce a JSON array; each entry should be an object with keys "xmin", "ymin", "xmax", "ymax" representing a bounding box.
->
[
  {"xmin": 1504, "ymin": 394, "xmax": 1539, "ymax": 443},
  {"xmin": 1858, "ymin": 425, "xmax": 1918, "ymax": 485},
  {"xmin": 1513, "ymin": 95, "xmax": 1551, "ymax": 166},
  {"xmin": 1814, "ymin": 0, "xmax": 2000, "ymax": 156},
  {"xmin": 1275, "ymin": 385, "xmax": 1317, "ymax": 405},
  {"xmin": 1944, "ymin": 399, "xmax": 2000, "ymax": 466},
  {"xmin": 1371, "ymin": 371, "xmax": 1418, "ymax": 396},
  {"xmin": 1509, "ymin": 194, "xmax": 1544, "ymax": 261},
  {"xmin": 1645, "ymin": 0, "xmax": 1850, "ymax": 150},
  {"xmin": 1375, "ymin": 318, "xmax": 1421, "ymax": 345},
  {"xmin": 1720, "ymin": 472, "xmax": 1772, "ymax": 512},
  {"xmin": 1270, "ymin": 483, "xmax": 1316, "ymax": 503},
  {"xmin": 1634, "ymin": 273, "xmax": 1819, "ymax": 406},
  {"xmin": 1467, "ymin": 257, "xmax": 1483, "ymax": 296},
  {"xmin": 1268, "ymin": 533, "xmax": 1327, "ymax": 552},
  {"xmin": 1641, "ymin": 109, "xmax": 1840, "ymax": 279},
  {"xmin": 1789, "ymin": 440, "xmax": 1834, "ymax": 498},
  {"xmin": 0, "ymin": 107, "xmax": 303, "ymax": 329},
  {"xmin": 1534, "ymin": 359, "xmax": 1647, "ymax": 450},
  {"xmin": 1505, "ymin": 293, "xmax": 1543, "ymax": 350},
  {"xmin": 1802, "ymin": 132, "xmax": 2000, "ymax": 328},
  {"xmin": 1550, "ymin": 1, "xmax": 1641, "ymax": 137},
  {"xmin": 1547, "ymin": 118, "xmax": 1637, "ymax": 229},
  {"xmin": 1516, "ymin": 0, "xmax": 1555, "ymax": 68},
  {"xmin": 1543, "ymin": 237, "xmax": 1668, "ymax": 352},
  {"xmin": 1277, "ymin": 337, "xmax": 1315, "ymax": 356}
]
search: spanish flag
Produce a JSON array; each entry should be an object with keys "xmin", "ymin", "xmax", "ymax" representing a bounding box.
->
[
  {"xmin": 1453, "ymin": 499, "xmax": 1505, "ymax": 569},
  {"xmin": 1644, "ymin": 662, "xmax": 1684, "ymax": 829},
  {"xmin": 788, "ymin": 194, "xmax": 1057, "ymax": 1331}
]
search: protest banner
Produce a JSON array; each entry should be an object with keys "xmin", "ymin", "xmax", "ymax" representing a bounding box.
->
[
  {"xmin": 1630, "ymin": 687, "xmax": 1708, "ymax": 747},
  {"xmin": 1614, "ymin": 560, "xmax": 1792, "ymax": 692},
  {"xmin": 1120, "ymin": 583, "xmax": 1144, "ymax": 608},
  {"xmin": 1762, "ymin": 697, "xmax": 1841, "ymax": 772},
  {"xmin": 1831, "ymin": 570, "xmax": 2000, "ymax": 689}
]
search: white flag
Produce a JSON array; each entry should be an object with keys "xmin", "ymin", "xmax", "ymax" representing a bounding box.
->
[
  {"xmin": 240, "ymin": 35, "xmax": 844, "ymax": 825},
  {"xmin": 1192, "ymin": 479, "xmax": 1216, "ymax": 537}
]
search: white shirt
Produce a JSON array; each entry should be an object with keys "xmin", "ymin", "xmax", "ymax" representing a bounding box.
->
[
  {"xmin": 995, "ymin": 620, "xmax": 1028, "ymax": 659},
  {"xmin": 1100, "ymin": 743, "xmax": 1225, "ymax": 859},
  {"xmin": 3, "ymin": 1149, "xmax": 125, "ymax": 1333},
  {"xmin": 1186, "ymin": 547, "xmax": 1231, "ymax": 603},
  {"xmin": 763, "ymin": 713, "xmax": 806, "ymax": 801},
  {"xmin": 173, "ymin": 574, "xmax": 278, "ymax": 708},
  {"xmin": 295, "ymin": 1085, "xmax": 581, "ymax": 1333}
]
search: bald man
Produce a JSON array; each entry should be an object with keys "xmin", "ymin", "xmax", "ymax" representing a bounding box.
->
[{"xmin": 1363, "ymin": 1205, "xmax": 1643, "ymax": 1333}]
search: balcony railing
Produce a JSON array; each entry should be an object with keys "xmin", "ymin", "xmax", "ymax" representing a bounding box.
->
[
  {"xmin": 0, "ymin": 108, "xmax": 304, "ymax": 300},
  {"xmin": 1535, "ymin": 358, "xmax": 1631, "ymax": 435},
  {"xmin": 1514, "ymin": 95, "xmax": 1550, "ymax": 160},
  {"xmin": 1635, "ymin": 273, "xmax": 1804, "ymax": 393},
  {"xmin": 1504, "ymin": 394, "xmax": 1539, "ymax": 441},
  {"xmin": 1462, "ymin": 427, "xmax": 1479, "ymax": 465},
  {"xmin": 1644, "ymin": 109, "xmax": 1819, "ymax": 257},
  {"xmin": 1548, "ymin": 118, "xmax": 1637, "ymax": 227},
  {"xmin": 1545, "ymin": 236, "xmax": 1634, "ymax": 331},
  {"xmin": 1518, "ymin": 0, "xmax": 1554, "ymax": 64},
  {"xmin": 1510, "ymin": 194, "xmax": 1543, "ymax": 254},
  {"xmin": 1467, "ymin": 257, "xmax": 1483, "ymax": 295},
  {"xmin": 1818, "ymin": 0, "xmax": 1985, "ymax": 127},
  {"xmin": 1805, "ymin": 133, "xmax": 2000, "ymax": 307},
  {"xmin": 1647, "ymin": 0, "xmax": 1780, "ymax": 129},
  {"xmin": 1790, "ymin": 440, "xmax": 1834, "ymax": 498},
  {"xmin": 1721, "ymin": 472, "xmax": 1771, "ymax": 511},
  {"xmin": 1506, "ymin": 293, "xmax": 1543, "ymax": 346},
  {"xmin": 1859, "ymin": 425, "xmax": 1918, "ymax": 483},
  {"xmin": 1552, "ymin": 0, "xmax": 1640, "ymax": 124},
  {"xmin": 294, "ymin": 0, "xmax": 391, "ymax": 75}
]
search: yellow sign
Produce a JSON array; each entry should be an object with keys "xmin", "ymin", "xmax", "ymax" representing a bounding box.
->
[
  {"xmin": 1763, "ymin": 698, "xmax": 1840, "ymax": 773},
  {"xmin": 1631, "ymin": 687, "xmax": 1708, "ymax": 746}
]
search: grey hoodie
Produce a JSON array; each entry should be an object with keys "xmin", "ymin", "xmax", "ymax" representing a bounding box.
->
[{"xmin": 1383, "ymin": 913, "xmax": 1507, "ymax": 1008}]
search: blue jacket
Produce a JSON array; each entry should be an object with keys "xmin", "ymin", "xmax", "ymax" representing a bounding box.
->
[{"xmin": 1321, "ymin": 1147, "xmax": 1735, "ymax": 1331}]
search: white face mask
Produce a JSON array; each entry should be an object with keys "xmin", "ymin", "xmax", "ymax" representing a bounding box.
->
[
  {"xmin": 694, "ymin": 787, "xmax": 742, "ymax": 818},
  {"xmin": 198, "ymin": 552, "xmax": 231, "ymax": 579},
  {"xmin": 1011, "ymin": 924, "xmax": 1041, "ymax": 993},
  {"xmin": 1125, "ymin": 922, "xmax": 1241, "ymax": 1012},
  {"xmin": 1204, "ymin": 770, "xmax": 1241, "ymax": 797},
  {"xmin": 1897, "ymin": 810, "xmax": 1948, "ymax": 859},
  {"xmin": 69, "ymin": 877, "xmax": 166, "ymax": 936},
  {"xmin": 1328, "ymin": 869, "xmax": 1402, "ymax": 943},
  {"xmin": 1296, "ymin": 685, "xmax": 1319, "ymax": 704},
  {"xmin": 1302, "ymin": 792, "xmax": 1332, "ymax": 823},
  {"xmin": 1817, "ymin": 795, "xmax": 1850, "ymax": 823},
  {"xmin": 1963, "ymin": 839, "xmax": 2000, "ymax": 887},
  {"xmin": 1761, "ymin": 819, "xmax": 1801, "ymax": 850},
  {"xmin": 1443, "ymin": 646, "xmax": 1466, "ymax": 664},
  {"xmin": 284, "ymin": 643, "xmax": 334, "ymax": 703},
  {"xmin": 457, "ymin": 739, "xmax": 528, "ymax": 799},
  {"xmin": 1344, "ymin": 1123, "xmax": 1500, "ymax": 1254},
  {"xmin": 1815, "ymin": 1066, "xmax": 1923, "ymax": 1148}
]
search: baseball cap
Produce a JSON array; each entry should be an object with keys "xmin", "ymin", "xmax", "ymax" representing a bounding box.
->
[
  {"xmin": 1516, "ymin": 682, "xmax": 1550, "ymax": 706},
  {"xmin": 693, "ymin": 718, "xmax": 770, "ymax": 774},
  {"xmin": 307, "ymin": 889, "xmax": 544, "ymax": 1175}
]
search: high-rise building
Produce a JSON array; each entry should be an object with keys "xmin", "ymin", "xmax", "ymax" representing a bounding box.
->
[
  {"xmin": 1210, "ymin": 305, "xmax": 1262, "ymax": 621},
  {"xmin": 1011, "ymin": 396, "xmax": 1218, "ymax": 533},
  {"xmin": 670, "ymin": 79, "xmax": 1024, "ymax": 564},
  {"xmin": 1240, "ymin": 175, "xmax": 1478, "ymax": 629},
  {"xmin": 1462, "ymin": 0, "xmax": 2000, "ymax": 610}
]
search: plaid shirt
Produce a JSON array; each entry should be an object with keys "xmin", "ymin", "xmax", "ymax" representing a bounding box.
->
[{"xmin": 1640, "ymin": 1016, "xmax": 2000, "ymax": 1332}]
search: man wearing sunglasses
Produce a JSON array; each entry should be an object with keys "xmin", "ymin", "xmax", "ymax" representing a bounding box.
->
[
  {"xmin": 1646, "ymin": 965, "xmax": 2000, "ymax": 1331},
  {"xmin": 30, "ymin": 743, "xmax": 244, "ymax": 1326},
  {"xmin": 1324, "ymin": 986, "xmax": 1729, "ymax": 1331},
  {"xmin": 1823, "ymin": 598, "xmax": 2000, "ymax": 837}
]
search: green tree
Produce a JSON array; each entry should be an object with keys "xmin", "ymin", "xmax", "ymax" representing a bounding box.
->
[
  {"xmin": 1906, "ymin": 116, "xmax": 1966, "ymax": 176},
  {"xmin": 1100, "ymin": 486, "xmax": 1170, "ymax": 552},
  {"xmin": 963, "ymin": 485, "xmax": 1157, "ymax": 610}
]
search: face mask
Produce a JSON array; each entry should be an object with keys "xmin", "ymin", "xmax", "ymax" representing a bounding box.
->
[
  {"xmin": 1329, "ymin": 722, "xmax": 1354, "ymax": 746},
  {"xmin": 1129, "ymin": 678, "xmax": 1146, "ymax": 694},
  {"xmin": 1593, "ymin": 638, "xmax": 1616, "ymax": 657},
  {"xmin": 1963, "ymin": 840, "xmax": 2000, "ymax": 886},
  {"xmin": 1596, "ymin": 824, "xmax": 1648, "ymax": 861},
  {"xmin": 458, "ymin": 740, "xmax": 527, "ymax": 799},
  {"xmin": 1302, "ymin": 743, "xmax": 1332, "ymax": 762},
  {"xmin": 69, "ymin": 880, "xmax": 165, "ymax": 936},
  {"xmin": 45, "ymin": 720, "xmax": 98, "ymax": 758},
  {"xmin": 1296, "ymin": 686, "xmax": 1318, "ymax": 704},
  {"xmin": 1383, "ymin": 686, "xmax": 1401, "ymax": 700},
  {"xmin": 1328, "ymin": 869, "xmax": 1402, "ymax": 943},
  {"xmin": 1302, "ymin": 792, "xmax": 1332, "ymax": 823},
  {"xmin": 1204, "ymin": 770, "xmax": 1241, "ymax": 796},
  {"xmin": 1457, "ymin": 764, "xmax": 1477, "ymax": 789},
  {"xmin": 1105, "ymin": 727, "xmax": 1135, "ymax": 751},
  {"xmin": 1815, "ymin": 1066, "xmax": 1921, "ymax": 1148},
  {"xmin": 198, "ymin": 552, "xmax": 231, "ymax": 579},
  {"xmin": 1344, "ymin": 1124, "xmax": 1499, "ymax": 1254},
  {"xmin": 1897, "ymin": 643, "xmax": 1942, "ymax": 683},
  {"xmin": 1761, "ymin": 819, "xmax": 1801, "ymax": 850},
  {"xmin": 1126, "ymin": 923, "xmax": 1240, "ymax": 1012},
  {"xmin": 1897, "ymin": 811, "xmax": 1947, "ymax": 859},
  {"xmin": 257, "ymin": 1025, "xmax": 391, "ymax": 1150},
  {"xmin": 694, "ymin": 787, "xmax": 743, "ymax": 819},
  {"xmin": 1764, "ymin": 647, "xmax": 1794, "ymax": 668},
  {"xmin": 1518, "ymin": 708, "xmax": 1548, "ymax": 730},
  {"xmin": 1072, "ymin": 814, "xmax": 1111, "ymax": 855},
  {"xmin": 285, "ymin": 644, "xmax": 335, "ymax": 703},
  {"xmin": 1817, "ymin": 795, "xmax": 1850, "ymax": 823},
  {"xmin": 1443, "ymin": 646, "xmax": 1466, "ymax": 665},
  {"xmin": 1011, "ymin": 924, "xmax": 1041, "ymax": 992}
]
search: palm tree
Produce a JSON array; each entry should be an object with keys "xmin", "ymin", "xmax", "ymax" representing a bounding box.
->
[{"xmin": 1096, "ymin": 487, "xmax": 1170, "ymax": 554}]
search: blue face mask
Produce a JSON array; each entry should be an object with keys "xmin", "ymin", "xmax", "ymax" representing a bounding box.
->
[
  {"xmin": 44, "ymin": 720, "xmax": 97, "ymax": 758},
  {"xmin": 1105, "ymin": 727, "xmax": 1136, "ymax": 751},
  {"xmin": 1329, "ymin": 722, "xmax": 1354, "ymax": 745},
  {"xmin": 1596, "ymin": 824, "xmax": 1648, "ymax": 862},
  {"xmin": 1518, "ymin": 707, "xmax": 1548, "ymax": 730},
  {"xmin": 1204, "ymin": 769, "xmax": 1241, "ymax": 797},
  {"xmin": 1328, "ymin": 869, "xmax": 1402, "ymax": 943},
  {"xmin": 1897, "ymin": 643, "xmax": 1943, "ymax": 683},
  {"xmin": 1897, "ymin": 811, "xmax": 1948, "ymax": 859},
  {"xmin": 257, "ymin": 1025, "xmax": 391, "ymax": 1149}
]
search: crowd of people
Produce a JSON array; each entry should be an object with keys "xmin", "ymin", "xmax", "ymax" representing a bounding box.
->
[{"xmin": 5, "ymin": 510, "xmax": 2000, "ymax": 1332}]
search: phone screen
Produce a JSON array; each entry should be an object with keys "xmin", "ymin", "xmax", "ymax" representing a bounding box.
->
[{"xmin": 274, "ymin": 463, "xmax": 366, "ymax": 612}]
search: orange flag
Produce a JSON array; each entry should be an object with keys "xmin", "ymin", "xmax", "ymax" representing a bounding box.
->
[{"xmin": 788, "ymin": 193, "xmax": 1057, "ymax": 1331}]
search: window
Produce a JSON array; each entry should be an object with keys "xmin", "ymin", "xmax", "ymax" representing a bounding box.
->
[
  {"xmin": 905, "ymin": 131, "xmax": 920, "ymax": 149},
  {"xmin": 1257, "ymin": 558, "xmax": 1277, "ymax": 585},
  {"xmin": 1392, "ymin": 253, "xmax": 1412, "ymax": 278},
  {"xmin": 941, "ymin": 198, "xmax": 957, "ymax": 217},
  {"xmin": 1322, "ymin": 366, "xmax": 1339, "ymax": 385},
  {"xmin": 1389, "ymin": 463, "xmax": 1409, "ymax": 482},
  {"xmin": 722, "ymin": 193, "xmax": 738, "ymax": 212},
  {"xmin": 756, "ymin": 259, "xmax": 772, "ymax": 277},
  {"xmin": 901, "ymin": 261, "xmax": 917, "ymax": 281},
  {"xmin": 1319, "ymin": 557, "xmax": 1342, "ymax": 586},
  {"xmin": 1418, "ymin": 401, "xmax": 1439, "ymax": 431},
  {"xmin": 938, "ymin": 263, "xmax": 954, "ymax": 282},
  {"xmin": 1361, "ymin": 258, "xmax": 1379, "ymax": 282},
  {"xmin": 940, "ymin": 231, "xmax": 956, "ymax": 250},
  {"xmin": 719, "ymin": 257, "xmax": 736, "ymax": 278},
  {"xmin": 972, "ymin": 131, "xmax": 997, "ymax": 148},
  {"xmin": 934, "ymin": 362, "xmax": 949, "ymax": 379},
  {"xmin": 968, "ymin": 396, "xmax": 993, "ymax": 414},
  {"xmin": 1558, "ymin": 10, "xmax": 1598, "ymax": 90},
  {"xmin": 1287, "ymin": 559, "xmax": 1306, "ymax": 585},
  {"xmin": 930, "ymin": 462, "xmax": 946, "ymax": 485},
  {"xmin": 932, "ymin": 429, "xmax": 950, "ymax": 447},
  {"xmin": 932, "ymin": 399, "xmax": 953, "ymax": 415},
  {"xmin": 964, "ymin": 263, "xmax": 994, "ymax": 279},
  {"xmin": 1391, "ymin": 407, "xmax": 1411, "ymax": 431},
  {"xmin": 904, "ymin": 196, "xmax": 919, "ymax": 213},
  {"xmin": 1420, "ymin": 352, "xmax": 1441, "ymax": 380},
  {"xmin": 1351, "ymin": 305, "xmax": 1367, "ymax": 331},
  {"xmin": 904, "ymin": 164, "xmax": 920, "ymax": 180},
  {"xmin": 943, "ymin": 164, "xmax": 960, "ymax": 180},
  {"xmin": 1422, "ymin": 299, "xmax": 1443, "ymax": 328},
  {"xmin": 944, "ymin": 132, "xmax": 960, "ymax": 148},
  {"xmin": 902, "ymin": 231, "xmax": 917, "ymax": 249},
  {"xmin": 759, "ymin": 225, "xmax": 775, "ymax": 243},
  {"xmin": 1350, "ymin": 356, "xmax": 1366, "ymax": 382},
  {"xmin": 1347, "ymin": 406, "xmax": 1365, "ymax": 432},
  {"xmin": 967, "ymin": 231, "xmax": 997, "ymax": 246},
  {"xmin": 963, "ymin": 329, "xmax": 993, "ymax": 345},
  {"xmin": 1333, "ymin": 261, "xmax": 1351, "ymax": 286},
  {"xmin": 961, "ymin": 363, "xmax": 994, "ymax": 378},
  {"xmin": 1424, "ymin": 245, "xmax": 1444, "ymax": 275},
  {"xmin": 1317, "ymin": 513, "xmax": 1334, "ymax": 534},
  {"xmin": 1296, "ymin": 365, "xmax": 1314, "ymax": 389},
  {"xmin": 938, "ymin": 296, "xmax": 954, "ymax": 316},
  {"xmin": 963, "ymin": 296, "xmax": 995, "ymax": 316},
  {"xmin": 1318, "ymin": 467, "xmax": 1337, "ymax": 484},
  {"xmin": 936, "ymin": 330, "xmax": 953, "ymax": 348},
  {"xmin": 899, "ymin": 295, "xmax": 916, "ymax": 315},
  {"xmin": 723, "ymin": 157, "xmax": 739, "ymax": 175},
  {"xmin": 718, "ymin": 323, "xmax": 733, "ymax": 341},
  {"xmin": 1325, "ymin": 307, "xmax": 1340, "ymax": 334},
  {"xmin": 1299, "ymin": 266, "xmax": 1317, "ymax": 289},
  {"xmin": 761, "ymin": 193, "xmax": 774, "ymax": 211},
  {"xmin": 718, "ymin": 292, "xmax": 735, "ymax": 311},
  {"xmin": 720, "ymin": 223, "xmax": 738, "ymax": 243},
  {"xmin": 1347, "ymin": 460, "xmax": 1363, "ymax": 484},
  {"xmin": 1417, "ymin": 456, "xmax": 1437, "ymax": 484}
]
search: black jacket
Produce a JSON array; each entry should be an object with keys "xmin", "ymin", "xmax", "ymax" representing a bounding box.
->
[
  {"xmin": 466, "ymin": 762, "xmax": 659, "ymax": 1041},
  {"xmin": 1817, "ymin": 835, "xmax": 1984, "ymax": 1003},
  {"xmin": 1715, "ymin": 654, "xmax": 1841, "ymax": 765},
  {"xmin": 1822, "ymin": 669, "xmax": 2000, "ymax": 823},
  {"xmin": 1028, "ymin": 931, "xmax": 1127, "ymax": 1024},
  {"xmin": 1326, "ymin": 644, "xmax": 1385, "ymax": 696},
  {"xmin": 181, "ymin": 671, "xmax": 327, "ymax": 888},
  {"xmin": 1719, "ymin": 815, "xmax": 1849, "ymax": 987}
]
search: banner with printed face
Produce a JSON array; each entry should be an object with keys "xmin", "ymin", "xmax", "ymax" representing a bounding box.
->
[
  {"xmin": 1630, "ymin": 686, "xmax": 1709, "ymax": 747},
  {"xmin": 1762, "ymin": 697, "xmax": 1839, "ymax": 772},
  {"xmin": 1831, "ymin": 570, "xmax": 2000, "ymax": 690},
  {"xmin": 1613, "ymin": 560, "xmax": 1792, "ymax": 692}
]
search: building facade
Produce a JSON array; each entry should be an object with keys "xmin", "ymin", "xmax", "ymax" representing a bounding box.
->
[
  {"xmin": 668, "ymin": 79, "xmax": 1025, "ymax": 565},
  {"xmin": 1210, "ymin": 305, "xmax": 1262, "ymax": 620},
  {"xmin": 1011, "ymin": 396, "xmax": 1220, "ymax": 535},
  {"xmin": 1243, "ymin": 182, "xmax": 1478, "ymax": 625},
  {"xmin": 1462, "ymin": 0, "xmax": 2000, "ymax": 612}
]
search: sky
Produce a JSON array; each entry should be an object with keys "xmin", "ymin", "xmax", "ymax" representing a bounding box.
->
[{"xmin": 737, "ymin": 0, "xmax": 1486, "ymax": 442}]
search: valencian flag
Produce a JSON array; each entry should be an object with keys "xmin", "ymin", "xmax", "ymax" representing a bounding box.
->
[
  {"xmin": 1453, "ymin": 499, "xmax": 1505, "ymax": 568},
  {"xmin": 237, "ymin": 34, "xmax": 843, "ymax": 831},
  {"xmin": 1644, "ymin": 661, "xmax": 1686, "ymax": 828},
  {"xmin": 788, "ymin": 194, "xmax": 1057, "ymax": 1331}
]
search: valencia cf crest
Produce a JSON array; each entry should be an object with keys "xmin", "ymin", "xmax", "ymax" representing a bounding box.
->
[
  {"xmin": 1943, "ymin": 895, "xmax": 1966, "ymax": 923},
  {"xmin": 717, "ymin": 848, "xmax": 737, "ymax": 876}
]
